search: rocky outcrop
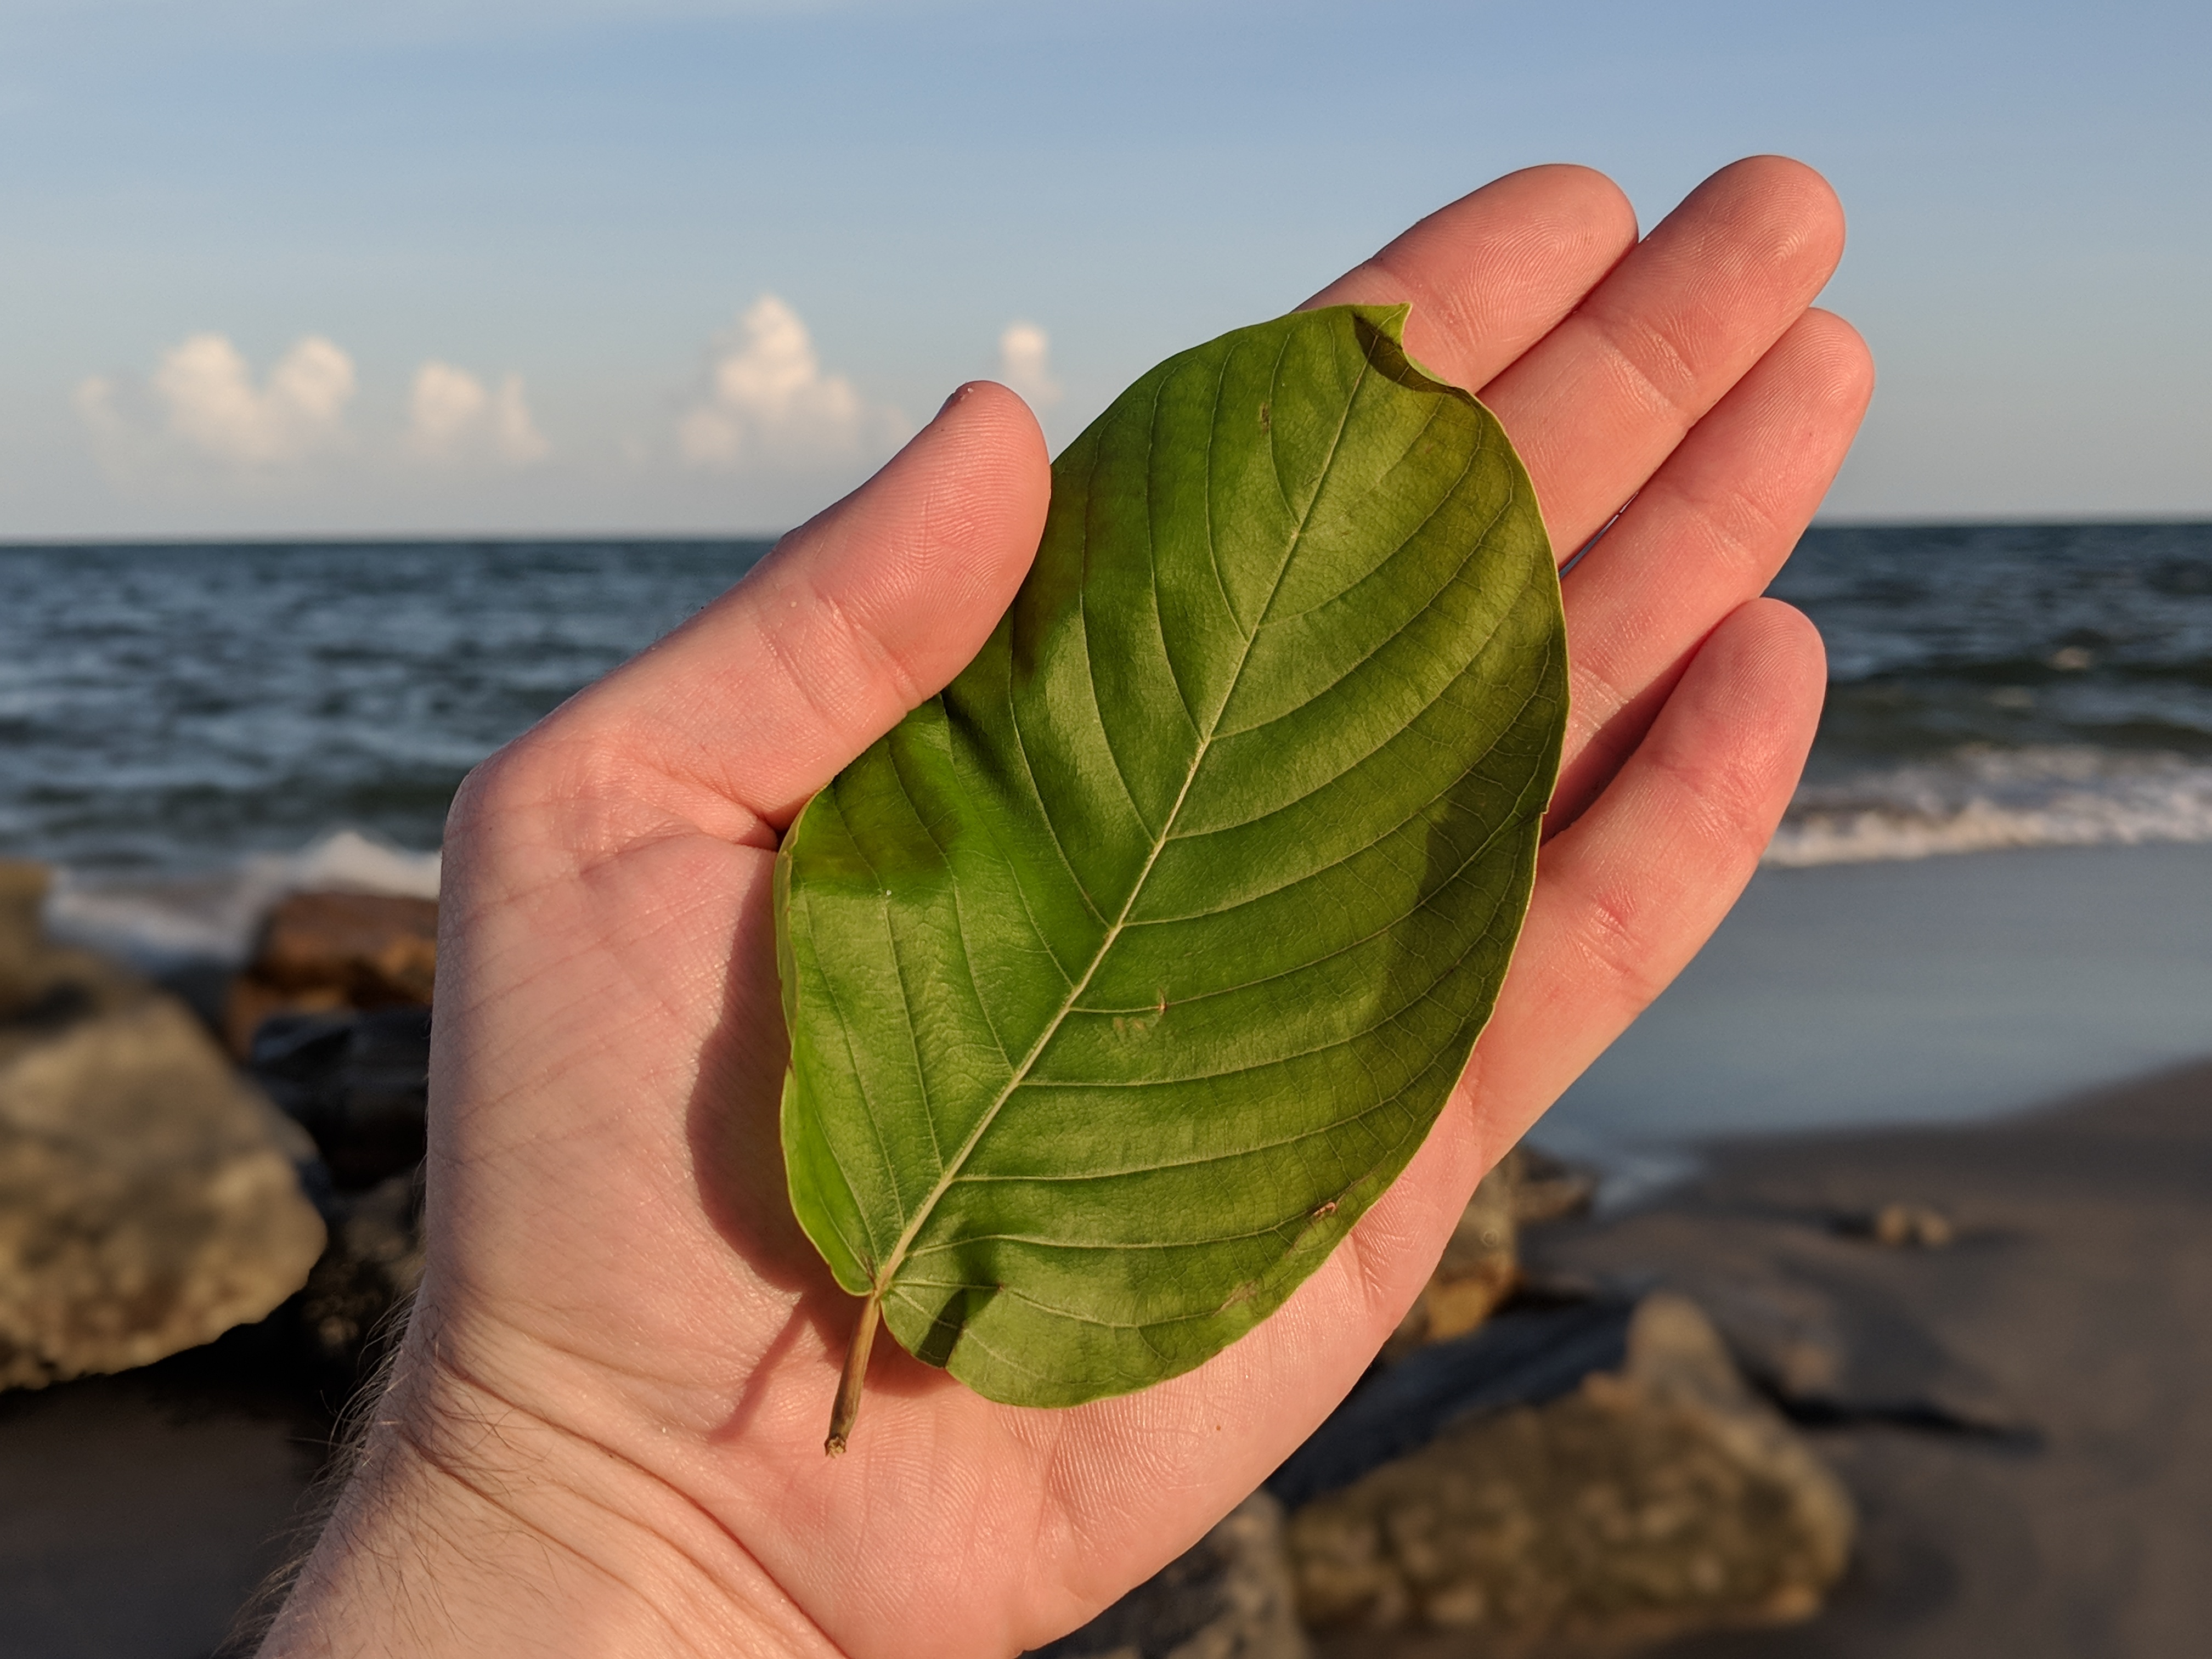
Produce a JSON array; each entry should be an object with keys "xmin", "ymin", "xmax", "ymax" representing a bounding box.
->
[
  {"xmin": 1285, "ymin": 1294, "xmax": 1854, "ymax": 1651},
  {"xmin": 0, "ymin": 860, "xmax": 140, "ymax": 1029},
  {"xmin": 223, "ymin": 890, "xmax": 437, "ymax": 1057},
  {"xmin": 0, "ymin": 994, "xmax": 328, "ymax": 1390},
  {"xmin": 1034, "ymin": 1493, "xmax": 1312, "ymax": 1659},
  {"xmin": 1383, "ymin": 1157, "xmax": 1522, "ymax": 1363},
  {"xmin": 1849, "ymin": 1200, "xmax": 1955, "ymax": 1249},
  {"xmin": 0, "ymin": 861, "xmax": 327, "ymax": 1389}
]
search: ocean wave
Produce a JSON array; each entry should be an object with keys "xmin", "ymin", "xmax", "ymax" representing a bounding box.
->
[
  {"xmin": 44, "ymin": 828, "xmax": 441, "ymax": 968},
  {"xmin": 1767, "ymin": 746, "xmax": 2212, "ymax": 867}
]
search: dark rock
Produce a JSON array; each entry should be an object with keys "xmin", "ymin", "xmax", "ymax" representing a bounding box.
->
[
  {"xmin": 1513, "ymin": 1146, "xmax": 1599, "ymax": 1227},
  {"xmin": 1522, "ymin": 1189, "xmax": 2025, "ymax": 1434},
  {"xmin": 1383, "ymin": 1154, "xmax": 1524, "ymax": 1363},
  {"xmin": 1286, "ymin": 1295, "xmax": 1854, "ymax": 1650},
  {"xmin": 1270, "ymin": 1301, "xmax": 1635, "ymax": 1511},
  {"xmin": 0, "ymin": 860, "xmax": 52, "ymax": 1012},
  {"xmin": 297, "ymin": 1166, "xmax": 425, "ymax": 1371},
  {"xmin": 1032, "ymin": 1492, "xmax": 1311, "ymax": 1659},
  {"xmin": 0, "ymin": 860, "xmax": 139, "ymax": 1031},
  {"xmin": 249, "ymin": 1006, "xmax": 431, "ymax": 1190},
  {"xmin": 1380, "ymin": 1147, "xmax": 1604, "ymax": 1365}
]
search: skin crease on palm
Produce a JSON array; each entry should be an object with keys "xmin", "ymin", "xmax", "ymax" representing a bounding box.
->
[{"xmin": 259, "ymin": 156, "xmax": 1873, "ymax": 1659}]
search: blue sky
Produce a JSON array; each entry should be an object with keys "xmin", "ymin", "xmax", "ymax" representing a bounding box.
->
[{"xmin": 2, "ymin": 0, "xmax": 2207, "ymax": 538}]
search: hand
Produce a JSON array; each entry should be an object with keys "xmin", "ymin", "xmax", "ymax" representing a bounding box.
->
[{"xmin": 263, "ymin": 156, "xmax": 1869, "ymax": 1658}]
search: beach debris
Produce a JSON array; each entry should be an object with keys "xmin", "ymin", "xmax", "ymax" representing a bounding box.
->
[
  {"xmin": 222, "ymin": 889, "xmax": 437, "ymax": 1057},
  {"xmin": 1030, "ymin": 1492, "xmax": 1311, "ymax": 1659},
  {"xmin": 0, "ymin": 987, "xmax": 326, "ymax": 1390},
  {"xmin": 1283, "ymin": 1294, "xmax": 1855, "ymax": 1645},
  {"xmin": 1858, "ymin": 1200, "xmax": 1956, "ymax": 1250}
]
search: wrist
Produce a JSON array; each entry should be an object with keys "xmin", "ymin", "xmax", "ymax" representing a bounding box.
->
[{"xmin": 259, "ymin": 1301, "xmax": 837, "ymax": 1659}]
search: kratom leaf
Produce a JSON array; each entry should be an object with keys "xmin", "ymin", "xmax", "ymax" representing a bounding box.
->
[{"xmin": 775, "ymin": 303, "xmax": 1566, "ymax": 1447}]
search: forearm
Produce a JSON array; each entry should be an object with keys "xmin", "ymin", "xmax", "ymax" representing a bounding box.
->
[{"xmin": 259, "ymin": 1326, "xmax": 837, "ymax": 1659}]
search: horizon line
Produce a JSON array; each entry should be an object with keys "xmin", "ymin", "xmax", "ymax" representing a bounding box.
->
[{"xmin": 5, "ymin": 512, "xmax": 2212, "ymax": 552}]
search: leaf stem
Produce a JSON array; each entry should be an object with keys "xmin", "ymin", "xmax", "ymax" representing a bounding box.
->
[{"xmin": 825, "ymin": 1290, "xmax": 882, "ymax": 1457}]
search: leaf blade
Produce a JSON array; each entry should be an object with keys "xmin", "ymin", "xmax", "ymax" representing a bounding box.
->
[{"xmin": 777, "ymin": 303, "xmax": 1566, "ymax": 1410}]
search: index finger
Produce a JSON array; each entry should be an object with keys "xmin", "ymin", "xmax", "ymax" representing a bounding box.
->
[{"xmin": 1302, "ymin": 162, "xmax": 1637, "ymax": 392}]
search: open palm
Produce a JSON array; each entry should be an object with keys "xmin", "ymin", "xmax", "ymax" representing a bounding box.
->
[{"xmin": 268, "ymin": 157, "xmax": 1869, "ymax": 1659}]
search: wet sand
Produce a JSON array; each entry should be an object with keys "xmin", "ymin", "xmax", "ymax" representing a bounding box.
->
[
  {"xmin": 1542, "ymin": 842, "xmax": 2212, "ymax": 1153},
  {"xmin": 0, "ymin": 1323, "xmax": 332, "ymax": 1659},
  {"xmin": 1526, "ymin": 1057, "xmax": 2212, "ymax": 1657}
]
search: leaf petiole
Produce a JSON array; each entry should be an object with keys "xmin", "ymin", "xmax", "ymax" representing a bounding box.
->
[{"xmin": 825, "ymin": 1289, "xmax": 882, "ymax": 1455}]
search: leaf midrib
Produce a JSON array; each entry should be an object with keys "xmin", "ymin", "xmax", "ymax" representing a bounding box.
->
[{"xmin": 867, "ymin": 350, "xmax": 1374, "ymax": 1299}]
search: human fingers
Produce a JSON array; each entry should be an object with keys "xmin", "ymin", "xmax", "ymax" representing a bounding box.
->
[
  {"xmin": 1480, "ymin": 155, "xmax": 1847, "ymax": 560},
  {"xmin": 1464, "ymin": 599, "xmax": 1827, "ymax": 1141},
  {"xmin": 1302, "ymin": 163, "xmax": 1638, "ymax": 389},
  {"xmin": 522, "ymin": 382, "xmax": 1051, "ymax": 839},
  {"xmin": 1549, "ymin": 308, "xmax": 1872, "ymax": 826}
]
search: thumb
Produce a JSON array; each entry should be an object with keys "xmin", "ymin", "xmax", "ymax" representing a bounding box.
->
[{"xmin": 563, "ymin": 381, "xmax": 1051, "ymax": 827}]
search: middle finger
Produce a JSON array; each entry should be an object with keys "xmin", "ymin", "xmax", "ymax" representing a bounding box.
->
[{"xmin": 1480, "ymin": 154, "xmax": 1847, "ymax": 558}]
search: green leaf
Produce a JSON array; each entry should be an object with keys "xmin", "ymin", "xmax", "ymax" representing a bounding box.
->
[{"xmin": 776, "ymin": 303, "xmax": 1565, "ymax": 1440}]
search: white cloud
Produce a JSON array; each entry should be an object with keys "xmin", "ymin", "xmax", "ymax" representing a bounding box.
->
[
  {"xmin": 405, "ymin": 361, "xmax": 550, "ymax": 465},
  {"xmin": 160, "ymin": 333, "xmax": 354, "ymax": 465},
  {"xmin": 76, "ymin": 332, "xmax": 357, "ymax": 471},
  {"xmin": 997, "ymin": 320, "xmax": 1060, "ymax": 409},
  {"xmin": 678, "ymin": 295, "xmax": 901, "ymax": 470}
]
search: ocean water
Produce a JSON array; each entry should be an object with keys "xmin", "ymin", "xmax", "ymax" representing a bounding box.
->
[
  {"xmin": 0, "ymin": 538, "xmax": 768, "ymax": 960},
  {"xmin": 1552, "ymin": 520, "xmax": 2212, "ymax": 1161},
  {"xmin": 0, "ymin": 538, "xmax": 770, "ymax": 878},
  {"xmin": 7, "ymin": 523, "xmax": 2208, "ymax": 882},
  {"xmin": 3, "ymin": 523, "xmax": 2209, "ymax": 1146},
  {"xmin": 1768, "ymin": 521, "xmax": 2212, "ymax": 865}
]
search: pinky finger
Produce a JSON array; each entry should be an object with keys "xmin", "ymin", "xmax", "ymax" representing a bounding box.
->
[{"xmin": 1463, "ymin": 597, "xmax": 1828, "ymax": 1147}]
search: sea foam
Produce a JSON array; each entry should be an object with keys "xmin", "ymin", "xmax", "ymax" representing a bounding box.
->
[
  {"xmin": 1767, "ymin": 746, "xmax": 2212, "ymax": 867},
  {"xmin": 44, "ymin": 829, "xmax": 441, "ymax": 969}
]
